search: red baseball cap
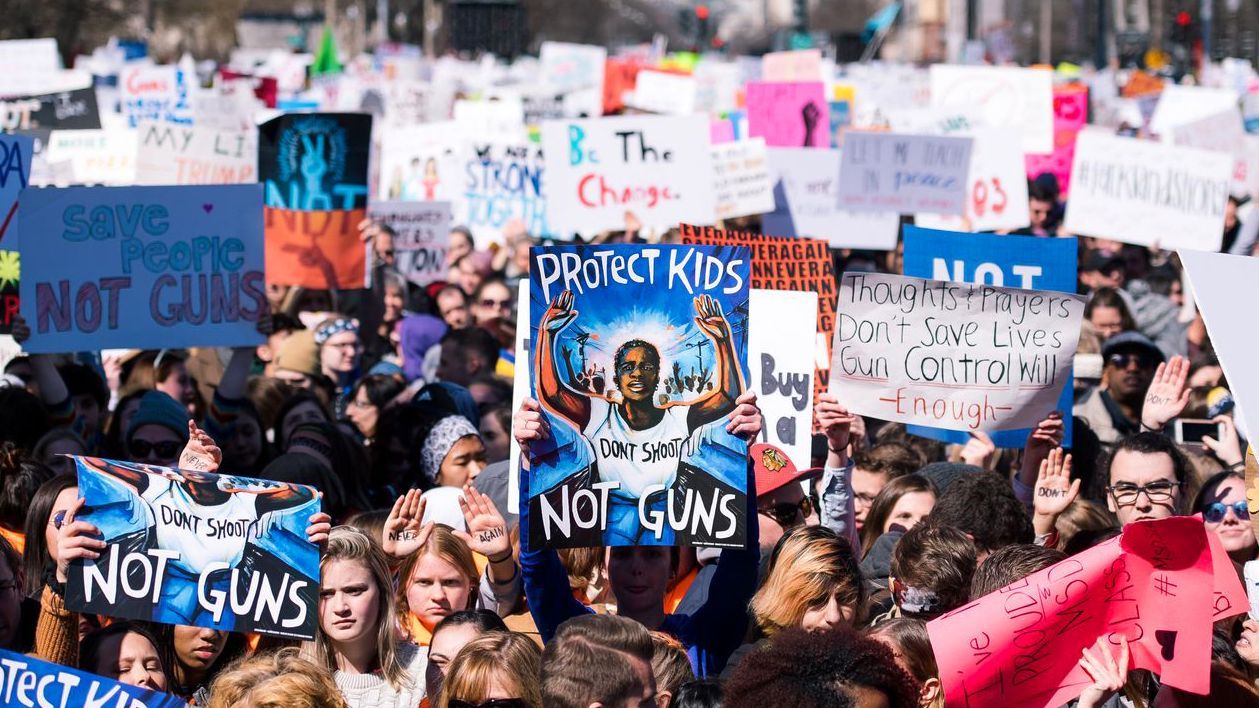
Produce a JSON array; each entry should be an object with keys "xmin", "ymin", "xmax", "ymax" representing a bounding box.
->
[{"xmin": 751, "ymin": 443, "xmax": 823, "ymax": 498}]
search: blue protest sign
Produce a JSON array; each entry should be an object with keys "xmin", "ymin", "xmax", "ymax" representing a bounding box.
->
[
  {"xmin": 0, "ymin": 647, "xmax": 184, "ymax": 707},
  {"xmin": 66, "ymin": 456, "xmax": 321, "ymax": 639},
  {"xmin": 0, "ymin": 133, "xmax": 32, "ymax": 249},
  {"xmin": 902, "ymin": 225, "xmax": 1077, "ymax": 447},
  {"xmin": 18, "ymin": 184, "xmax": 266, "ymax": 353}
]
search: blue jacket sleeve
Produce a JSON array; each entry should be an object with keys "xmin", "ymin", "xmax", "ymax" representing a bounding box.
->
[{"xmin": 520, "ymin": 484, "xmax": 592, "ymax": 644}]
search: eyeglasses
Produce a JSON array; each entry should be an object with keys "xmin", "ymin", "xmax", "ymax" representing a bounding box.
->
[
  {"xmin": 448, "ymin": 700, "xmax": 529, "ymax": 708},
  {"xmin": 1106, "ymin": 353, "xmax": 1157, "ymax": 370},
  {"xmin": 1107, "ymin": 481, "xmax": 1181, "ymax": 505},
  {"xmin": 478, "ymin": 298, "xmax": 512, "ymax": 310},
  {"xmin": 130, "ymin": 440, "xmax": 182, "ymax": 461},
  {"xmin": 1204, "ymin": 501, "xmax": 1250, "ymax": 524},
  {"xmin": 758, "ymin": 497, "xmax": 813, "ymax": 527}
]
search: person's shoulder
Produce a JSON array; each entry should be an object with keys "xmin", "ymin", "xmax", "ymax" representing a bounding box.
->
[{"xmin": 398, "ymin": 640, "xmax": 429, "ymax": 671}]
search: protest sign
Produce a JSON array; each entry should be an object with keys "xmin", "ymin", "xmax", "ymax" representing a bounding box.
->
[
  {"xmin": 45, "ymin": 128, "xmax": 138, "ymax": 186},
  {"xmin": 903, "ymin": 225, "xmax": 1078, "ymax": 447},
  {"xmin": 761, "ymin": 49, "xmax": 822, "ymax": 81},
  {"xmin": 0, "ymin": 647, "xmax": 185, "ymax": 708},
  {"xmin": 378, "ymin": 123, "xmax": 463, "ymax": 203},
  {"xmin": 1026, "ymin": 85, "xmax": 1088, "ymax": 196},
  {"xmin": 711, "ymin": 138, "xmax": 775, "ymax": 221},
  {"xmin": 1064, "ymin": 130, "xmax": 1231, "ymax": 251},
  {"xmin": 627, "ymin": 70, "xmax": 697, "ymax": 115},
  {"xmin": 693, "ymin": 61, "xmax": 740, "ymax": 115},
  {"xmin": 929, "ymin": 64, "xmax": 1053, "ymax": 153},
  {"xmin": 763, "ymin": 147, "xmax": 899, "ymax": 249},
  {"xmin": 509, "ymin": 280, "xmax": 530, "ymax": 513},
  {"xmin": 1149, "ymin": 84, "xmax": 1239, "ymax": 138},
  {"xmin": 135, "ymin": 122, "xmax": 257, "ymax": 186},
  {"xmin": 928, "ymin": 516, "xmax": 1243, "ymax": 707},
  {"xmin": 67, "ymin": 456, "xmax": 320, "ymax": 639},
  {"xmin": 119, "ymin": 64, "xmax": 195, "ymax": 128},
  {"xmin": 745, "ymin": 82, "xmax": 830, "ymax": 148},
  {"xmin": 0, "ymin": 88, "xmax": 100, "ymax": 131},
  {"xmin": 1180, "ymin": 250, "xmax": 1259, "ymax": 444},
  {"xmin": 368, "ymin": 201, "xmax": 452, "ymax": 287},
  {"xmin": 541, "ymin": 114, "xmax": 716, "ymax": 235},
  {"xmin": 539, "ymin": 42, "xmax": 606, "ymax": 118},
  {"xmin": 830, "ymin": 271, "xmax": 1084, "ymax": 432},
  {"xmin": 748, "ymin": 289, "xmax": 816, "ymax": 477},
  {"xmin": 453, "ymin": 98, "xmax": 528, "ymax": 144},
  {"xmin": 0, "ymin": 39, "xmax": 65, "ymax": 98},
  {"xmin": 461, "ymin": 142, "xmax": 550, "ymax": 242},
  {"xmin": 0, "ymin": 250, "xmax": 17, "ymax": 335},
  {"xmin": 1168, "ymin": 107, "xmax": 1250, "ymax": 197},
  {"xmin": 525, "ymin": 243, "xmax": 750, "ymax": 549},
  {"xmin": 837, "ymin": 131, "xmax": 973, "ymax": 215},
  {"xmin": 916, "ymin": 128, "xmax": 1030, "ymax": 232},
  {"xmin": 0, "ymin": 134, "xmax": 32, "ymax": 250},
  {"xmin": 259, "ymin": 113, "xmax": 371, "ymax": 289},
  {"xmin": 18, "ymin": 184, "xmax": 265, "ymax": 353},
  {"xmin": 523, "ymin": 92, "xmax": 566, "ymax": 125},
  {"xmin": 679, "ymin": 223, "xmax": 836, "ymax": 410}
]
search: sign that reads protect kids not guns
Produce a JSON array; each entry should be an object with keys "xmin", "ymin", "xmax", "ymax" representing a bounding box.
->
[{"xmin": 830, "ymin": 271, "xmax": 1084, "ymax": 432}]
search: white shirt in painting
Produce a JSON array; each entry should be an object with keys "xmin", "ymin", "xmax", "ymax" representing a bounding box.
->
[
  {"xmin": 141, "ymin": 477, "xmax": 262, "ymax": 573},
  {"xmin": 583, "ymin": 397, "xmax": 699, "ymax": 498}
]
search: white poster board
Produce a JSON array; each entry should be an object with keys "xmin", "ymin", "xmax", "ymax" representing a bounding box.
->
[
  {"xmin": 763, "ymin": 147, "xmax": 899, "ymax": 249},
  {"xmin": 134, "ymin": 122, "xmax": 256, "ymax": 185},
  {"xmin": 377, "ymin": 123, "xmax": 463, "ymax": 203},
  {"xmin": 627, "ymin": 71, "xmax": 697, "ymax": 116},
  {"xmin": 837, "ymin": 132, "xmax": 973, "ymax": 215},
  {"xmin": 750, "ymin": 289, "xmax": 817, "ymax": 473},
  {"xmin": 916, "ymin": 128, "xmax": 1031, "ymax": 232},
  {"xmin": 539, "ymin": 42, "xmax": 606, "ymax": 118},
  {"xmin": 929, "ymin": 65, "xmax": 1053, "ymax": 154},
  {"xmin": 368, "ymin": 201, "xmax": 452, "ymax": 287},
  {"xmin": 712, "ymin": 138, "xmax": 775, "ymax": 220}
]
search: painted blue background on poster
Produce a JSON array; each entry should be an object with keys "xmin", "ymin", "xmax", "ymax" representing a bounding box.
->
[
  {"xmin": 258, "ymin": 113, "xmax": 371, "ymax": 211},
  {"xmin": 0, "ymin": 648, "xmax": 185, "ymax": 708},
  {"xmin": 902, "ymin": 225, "xmax": 1078, "ymax": 447},
  {"xmin": 0, "ymin": 133, "xmax": 32, "ymax": 249}
]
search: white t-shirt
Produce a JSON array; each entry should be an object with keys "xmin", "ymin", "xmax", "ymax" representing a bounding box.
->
[
  {"xmin": 583, "ymin": 397, "xmax": 699, "ymax": 498},
  {"xmin": 141, "ymin": 477, "xmax": 261, "ymax": 573}
]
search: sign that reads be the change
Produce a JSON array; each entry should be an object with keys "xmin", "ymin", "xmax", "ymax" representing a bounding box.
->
[
  {"xmin": 831, "ymin": 271, "xmax": 1084, "ymax": 432},
  {"xmin": 19, "ymin": 184, "xmax": 266, "ymax": 353}
]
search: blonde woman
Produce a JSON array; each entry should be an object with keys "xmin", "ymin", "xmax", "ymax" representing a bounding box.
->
[
  {"xmin": 207, "ymin": 647, "xmax": 348, "ymax": 708},
  {"xmin": 436, "ymin": 632, "xmax": 542, "ymax": 708},
  {"xmin": 305, "ymin": 526, "xmax": 428, "ymax": 707}
]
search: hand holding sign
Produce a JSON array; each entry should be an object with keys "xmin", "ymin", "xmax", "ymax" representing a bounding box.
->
[
  {"xmin": 383, "ymin": 489, "xmax": 433, "ymax": 559},
  {"xmin": 56, "ymin": 497, "xmax": 105, "ymax": 584},
  {"xmin": 1076, "ymin": 636, "xmax": 1131, "ymax": 708},
  {"xmin": 816, "ymin": 393, "xmax": 855, "ymax": 455}
]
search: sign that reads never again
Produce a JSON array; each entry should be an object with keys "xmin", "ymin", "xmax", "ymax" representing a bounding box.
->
[{"xmin": 830, "ymin": 271, "xmax": 1084, "ymax": 432}]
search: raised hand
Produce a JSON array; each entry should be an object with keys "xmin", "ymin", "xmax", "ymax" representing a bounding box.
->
[
  {"xmin": 693, "ymin": 295, "xmax": 731, "ymax": 341},
  {"xmin": 959, "ymin": 431, "xmax": 996, "ymax": 469},
  {"xmin": 56, "ymin": 497, "xmax": 106, "ymax": 584},
  {"xmin": 513, "ymin": 398, "xmax": 552, "ymax": 454},
  {"xmin": 725, "ymin": 390, "xmax": 762, "ymax": 440},
  {"xmin": 1202, "ymin": 415, "xmax": 1244, "ymax": 467},
  {"xmin": 1141, "ymin": 355, "xmax": 1190, "ymax": 432},
  {"xmin": 1076, "ymin": 636, "xmax": 1130, "ymax": 708},
  {"xmin": 454, "ymin": 485, "xmax": 511, "ymax": 560},
  {"xmin": 382, "ymin": 489, "xmax": 432, "ymax": 559},
  {"xmin": 816, "ymin": 393, "xmax": 856, "ymax": 455},
  {"xmin": 541, "ymin": 291, "xmax": 578, "ymax": 333},
  {"xmin": 1033, "ymin": 448, "xmax": 1079, "ymax": 536},
  {"xmin": 179, "ymin": 421, "xmax": 222, "ymax": 473}
]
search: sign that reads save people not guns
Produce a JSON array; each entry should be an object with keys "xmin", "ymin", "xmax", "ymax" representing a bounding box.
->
[
  {"xmin": 67, "ymin": 457, "xmax": 322, "ymax": 639},
  {"xmin": 18, "ymin": 184, "xmax": 266, "ymax": 353},
  {"xmin": 831, "ymin": 271, "xmax": 1084, "ymax": 432},
  {"xmin": 525, "ymin": 243, "xmax": 750, "ymax": 549},
  {"xmin": 541, "ymin": 115, "xmax": 716, "ymax": 234}
]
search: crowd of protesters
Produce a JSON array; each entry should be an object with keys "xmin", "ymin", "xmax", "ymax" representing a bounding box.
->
[{"xmin": 1, "ymin": 168, "xmax": 1259, "ymax": 708}]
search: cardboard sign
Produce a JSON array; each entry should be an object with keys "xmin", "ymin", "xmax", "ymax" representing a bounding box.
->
[
  {"xmin": 830, "ymin": 271, "xmax": 1084, "ymax": 432},
  {"xmin": 1180, "ymin": 250, "xmax": 1259, "ymax": 442},
  {"xmin": 749, "ymin": 289, "xmax": 816, "ymax": 476},
  {"xmin": 259, "ymin": 113, "xmax": 371, "ymax": 289},
  {"xmin": 627, "ymin": 71, "xmax": 697, "ymax": 116},
  {"xmin": 0, "ymin": 250, "xmax": 17, "ymax": 335},
  {"xmin": 928, "ymin": 516, "xmax": 1244, "ymax": 707},
  {"xmin": 119, "ymin": 65, "xmax": 195, "ymax": 128},
  {"xmin": 930, "ymin": 65, "xmax": 1054, "ymax": 154},
  {"xmin": 837, "ymin": 131, "xmax": 973, "ymax": 215},
  {"xmin": 18, "ymin": 184, "xmax": 266, "ymax": 353},
  {"xmin": 916, "ymin": 128, "xmax": 1030, "ymax": 232},
  {"xmin": 539, "ymin": 42, "xmax": 606, "ymax": 118},
  {"xmin": 0, "ymin": 648, "xmax": 184, "ymax": 708},
  {"xmin": 525, "ymin": 243, "xmax": 750, "ymax": 549},
  {"xmin": 44, "ymin": 128, "xmax": 138, "ymax": 186},
  {"xmin": 369, "ymin": 201, "xmax": 452, "ymax": 287},
  {"xmin": 67, "ymin": 457, "xmax": 320, "ymax": 639},
  {"xmin": 378, "ymin": 123, "xmax": 463, "ymax": 203},
  {"xmin": 679, "ymin": 224, "xmax": 837, "ymax": 411},
  {"xmin": 1064, "ymin": 131, "xmax": 1231, "ymax": 251},
  {"xmin": 763, "ymin": 147, "xmax": 900, "ymax": 249},
  {"xmin": 461, "ymin": 142, "xmax": 550, "ymax": 242},
  {"xmin": 541, "ymin": 114, "xmax": 716, "ymax": 235},
  {"xmin": 135, "ymin": 122, "xmax": 257, "ymax": 186},
  {"xmin": 745, "ymin": 82, "xmax": 830, "ymax": 148},
  {"xmin": 1025, "ymin": 85, "xmax": 1088, "ymax": 197},
  {"xmin": 712, "ymin": 138, "xmax": 775, "ymax": 221},
  {"xmin": 0, "ymin": 134, "xmax": 32, "ymax": 249},
  {"xmin": 762, "ymin": 49, "xmax": 822, "ymax": 82},
  {"xmin": 903, "ymin": 225, "xmax": 1078, "ymax": 447},
  {"xmin": 0, "ymin": 88, "xmax": 101, "ymax": 131}
]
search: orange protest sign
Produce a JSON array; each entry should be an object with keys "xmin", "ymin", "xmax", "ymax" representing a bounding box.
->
[
  {"xmin": 927, "ymin": 516, "xmax": 1244, "ymax": 707},
  {"xmin": 264, "ymin": 207, "xmax": 367, "ymax": 290}
]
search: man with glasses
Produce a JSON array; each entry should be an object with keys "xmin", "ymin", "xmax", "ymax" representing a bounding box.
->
[
  {"xmin": 1103, "ymin": 432, "xmax": 1190, "ymax": 526},
  {"xmin": 1073, "ymin": 331, "xmax": 1165, "ymax": 449}
]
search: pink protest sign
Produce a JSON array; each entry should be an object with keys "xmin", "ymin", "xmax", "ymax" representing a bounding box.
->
[
  {"xmin": 745, "ymin": 82, "xmax": 829, "ymax": 148},
  {"xmin": 710, "ymin": 118, "xmax": 735, "ymax": 144},
  {"xmin": 928, "ymin": 516, "xmax": 1239, "ymax": 708},
  {"xmin": 1025, "ymin": 85, "xmax": 1088, "ymax": 196}
]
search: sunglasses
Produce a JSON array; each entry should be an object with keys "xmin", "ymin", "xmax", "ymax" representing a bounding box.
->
[
  {"xmin": 448, "ymin": 700, "xmax": 530, "ymax": 708},
  {"xmin": 1106, "ymin": 352, "xmax": 1157, "ymax": 370},
  {"xmin": 479, "ymin": 298, "xmax": 512, "ymax": 309},
  {"xmin": 1204, "ymin": 501, "xmax": 1249, "ymax": 524},
  {"xmin": 130, "ymin": 440, "xmax": 182, "ymax": 460},
  {"xmin": 758, "ymin": 497, "xmax": 813, "ymax": 527}
]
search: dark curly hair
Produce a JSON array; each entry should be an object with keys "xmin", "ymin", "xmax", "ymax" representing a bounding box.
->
[
  {"xmin": 613, "ymin": 339, "xmax": 660, "ymax": 373},
  {"xmin": 928, "ymin": 471, "xmax": 1033, "ymax": 554},
  {"xmin": 723, "ymin": 626, "xmax": 921, "ymax": 708}
]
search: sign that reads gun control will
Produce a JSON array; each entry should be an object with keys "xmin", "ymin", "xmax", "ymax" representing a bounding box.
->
[
  {"xmin": 831, "ymin": 272, "xmax": 1084, "ymax": 432},
  {"xmin": 66, "ymin": 457, "xmax": 321, "ymax": 639}
]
